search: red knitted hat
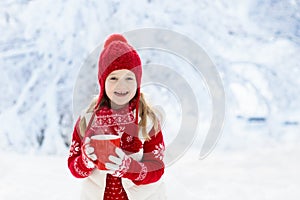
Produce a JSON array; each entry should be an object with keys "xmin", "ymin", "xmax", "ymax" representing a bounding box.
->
[{"xmin": 95, "ymin": 33, "xmax": 142, "ymax": 122}]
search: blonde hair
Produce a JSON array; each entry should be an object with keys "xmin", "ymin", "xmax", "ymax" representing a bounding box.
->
[{"xmin": 78, "ymin": 93, "xmax": 160, "ymax": 140}]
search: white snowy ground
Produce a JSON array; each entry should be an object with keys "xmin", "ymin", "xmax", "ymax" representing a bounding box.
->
[{"xmin": 1, "ymin": 145, "xmax": 299, "ymax": 200}]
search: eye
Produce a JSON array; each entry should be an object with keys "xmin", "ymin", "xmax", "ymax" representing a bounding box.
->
[
  {"xmin": 109, "ymin": 76, "xmax": 118, "ymax": 80},
  {"xmin": 126, "ymin": 77, "xmax": 134, "ymax": 80}
]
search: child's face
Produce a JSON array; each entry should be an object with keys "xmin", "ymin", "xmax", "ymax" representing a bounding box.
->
[{"xmin": 105, "ymin": 69, "xmax": 137, "ymax": 108}]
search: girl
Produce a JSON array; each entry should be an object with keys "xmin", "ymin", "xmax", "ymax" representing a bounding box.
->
[{"xmin": 68, "ymin": 33, "xmax": 166, "ymax": 200}]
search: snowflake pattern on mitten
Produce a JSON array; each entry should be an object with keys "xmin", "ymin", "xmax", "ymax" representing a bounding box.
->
[
  {"xmin": 152, "ymin": 143, "xmax": 165, "ymax": 161},
  {"xmin": 69, "ymin": 141, "xmax": 80, "ymax": 157},
  {"xmin": 112, "ymin": 155, "xmax": 132, "ymax": 177}
]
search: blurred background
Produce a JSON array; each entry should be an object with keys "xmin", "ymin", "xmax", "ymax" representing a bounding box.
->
[{"xmin": 0, "ymin": 0, "xmax": 299, "ymax": 199}]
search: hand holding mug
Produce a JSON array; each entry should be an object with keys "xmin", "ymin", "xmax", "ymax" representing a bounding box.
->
[
  {"xmin": 82, "ymin": 137, "xmax": 97, "ymax": 168},
  {"xmin": 83, "ymin": 135, "xmax": 121, "ymax": 170},
  {"xmin": 105, "ymin": 147, "xmax": 132, "ymax": 177}
]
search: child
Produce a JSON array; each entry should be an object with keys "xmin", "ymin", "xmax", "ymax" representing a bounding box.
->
[{"xmin": 68, "ymin": 33, "xmax": 166, "ymax": 200}]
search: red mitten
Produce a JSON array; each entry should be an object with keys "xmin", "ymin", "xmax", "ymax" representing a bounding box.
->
[{"xmin": 121, "ymin": 132, "xmax": 142, "ymax": 153}]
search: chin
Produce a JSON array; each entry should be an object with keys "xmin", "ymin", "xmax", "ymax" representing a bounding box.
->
[{"xmin": 113, "ymin": 100, "xmax": 130, "ymax": 107}]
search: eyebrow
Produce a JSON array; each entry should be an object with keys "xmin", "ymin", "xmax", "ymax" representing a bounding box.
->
[
  {"xmin": 109, "ymin": 72, "xmax": 117, "ymax": 76},
  {"xmin": 109, "ymin": 72, "xmax": 135, "ymax": 77}
]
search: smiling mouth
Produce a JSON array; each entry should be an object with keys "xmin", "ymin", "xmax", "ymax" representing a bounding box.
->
[{"xmin": 114, "ymin": 91, "xmax": 129, "ymax": 97}]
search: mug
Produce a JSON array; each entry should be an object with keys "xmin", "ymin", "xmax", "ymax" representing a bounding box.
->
[{"xmin": 84, "ymin": 134, "xmax": 121, "ymax": 170}]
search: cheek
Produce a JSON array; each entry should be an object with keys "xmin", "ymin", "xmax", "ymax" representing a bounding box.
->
[
  {"xmin": 105, "ymin": 82, "xmax": 114, "ymax": 96},
  {"xmin": 128, "ymin": 82, "xmax": 137, "ymax": 92}
]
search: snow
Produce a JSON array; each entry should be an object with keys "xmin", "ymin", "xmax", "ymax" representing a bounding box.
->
[
  {"xmin": 167, "ymin": 148, "xmax": 300, "ymax": 200},
  {"xmin": 1, "ymin": 0, "xmax": 300, "ymax": 199},
  {"xmin": 0, "ymin": 153, "xmax": 81, "ymax": 200},
  {"xmin": 1, "ymin": 144, "xmax": 299, "ymax": 200},
  {"xmin": 1, "ymin": 0, "xmax": 300, "ymax": 154}
]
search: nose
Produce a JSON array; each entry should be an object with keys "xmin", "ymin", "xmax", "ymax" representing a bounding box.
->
[{"xmin": 114, "ymin": 78, "xmax": 127, "ymax": 91}]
